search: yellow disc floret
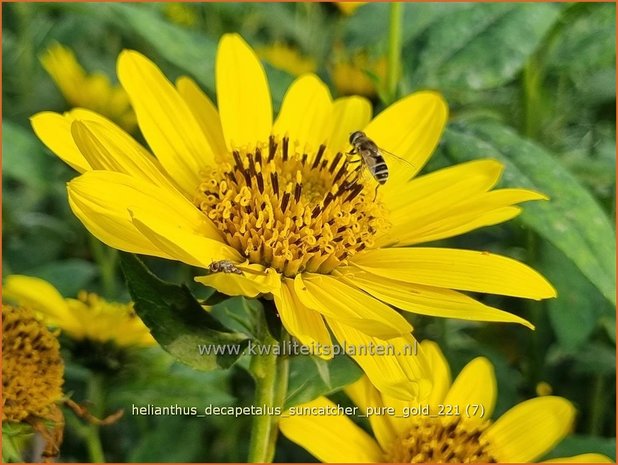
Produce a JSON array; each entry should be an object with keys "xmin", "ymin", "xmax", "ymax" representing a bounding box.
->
[
  {"xmin": 2, "ymin": 305, "xmax": 64, "ymax": 423},
  {"xmin": 384, "ymin": 418, "xmax": 497, "ymax": 463},
  {"xmin": 196, "ymin": 136, "xmax": 389, "ymax": 277}
]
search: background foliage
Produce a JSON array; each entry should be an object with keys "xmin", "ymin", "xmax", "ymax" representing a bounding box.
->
[{"xmin": 3, "ymin": 2, "xmax": 616, "ymax": 462}]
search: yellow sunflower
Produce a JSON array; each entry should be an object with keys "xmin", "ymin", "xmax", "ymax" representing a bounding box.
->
[
  {"xmin": 280, "ymin": 340, "xmax": 613, "ymax": 463},
  {"xmin": 40, "ymin": 42, "xmax": 137, "ymax": 132},
  {"xmin": 31, "ymin": 33, "xmax": 554, "ymax": 399},
  {"xmin": 330, "ymin": 50, "xmax": 387, "ymax": 98},
  {"xmin": 2, "ymin": 305, "xmax": 64, "ymax": 423},
  {"xmin": 4, "ymin": 275, "xmax": 154, "ymax": 348},
  {"xmin": 258, "ymin": 42, "xmax": 317, "ymax": 77},
  {"xmin": 335, "ymin": 2, "xmax": 366, "ymax": 15}
]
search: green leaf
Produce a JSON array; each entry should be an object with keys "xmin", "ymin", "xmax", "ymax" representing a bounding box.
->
[
  {"xmin": 600, "ymin": 315, "xmax": 616, "ymax": 344},
  {"xmin": 103, "ymin": 3, "xmax": 217, "ymax": 91},
  {"xmin": 543, "ymin": 434, "xmax": 615, "ymax": 461},
  {"xmin": 540, "ymin": 242, "xmax": 612, "ymax": 350},
  {"xmin": 128, "ymin": 416, "xmax": 206, "ymax": 462},
  {"xmin": 345, "ymin": 3, "xmax": 472, "ymax": 50},
  {"xmin": 2, "ymin": 422, "xmax": 33, "ymax": 463},
  {"xmin": 119, "ymin": 253, "xmax": 250, "ymax": 371},
  {"xmin": 547, "ymin": 4, "xmax": 616, "ymax": 77},
  {"xmin": 3, "ymin": 121, "xmax": 50, "ymax": 191},
  {"xmin": 285, "ymin": 355, "xmax": 362, "ymax": 408},
  {"xmin": 24, "ymin": 259, "xmax": 97, "ymax": 297},
  {"xmin": 110, "ymin": 349, "xmax": 235, "ymax": 409},
  {"xmin": 572, "ymin": 342, "xmax": 616, "ymax": 376},
  {"xmin": 443, "ymin": 120, "xmax": 616, "ymax": 305},
  {"xmin": 413, "ymin": 4, "xmax": 561, "ymax": 90}
]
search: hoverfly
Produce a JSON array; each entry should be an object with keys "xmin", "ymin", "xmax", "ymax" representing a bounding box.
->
[
  {"xmin": 208, "ymin": 259, "xmax": 244, "ymax": 275},
  {"xmin": 345, "ymin": 130, "xmax": 415, "ymax": 199}
]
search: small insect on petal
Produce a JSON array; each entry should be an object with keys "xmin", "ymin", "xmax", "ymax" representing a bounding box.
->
[{"xmin": 208, "ymin": 259, "xmax": 244, "ymax": 275}]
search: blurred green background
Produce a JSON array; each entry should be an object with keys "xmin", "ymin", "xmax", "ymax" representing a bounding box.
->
[{"xmin": 2, "ymin": 2, "xmax": 616, "ymax": 462}]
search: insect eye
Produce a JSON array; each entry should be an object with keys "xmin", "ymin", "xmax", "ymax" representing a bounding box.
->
[{"xmin": 349, "ymin": 131, "xmax": 360, "ymax": 144}]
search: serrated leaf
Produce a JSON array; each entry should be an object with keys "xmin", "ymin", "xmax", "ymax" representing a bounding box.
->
[
  {"xmin": 413, "ymin": 3, "xmax": 561, "ymax": 90},
  {"xmin": 119, "ymin": 253, "xmax": 250, "ymax": 371},
  {"xmin": 443, "ymin": 121, "xmax": 615, "ymax": 305},
  {"xmin": 285, "ymin": 354, "xmax": 362, "ymax": 408}
]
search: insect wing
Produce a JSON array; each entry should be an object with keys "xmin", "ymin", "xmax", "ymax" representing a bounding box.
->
[{"xmin": 378, "ymin": 147, "xmax": 416, "ymax": 170}]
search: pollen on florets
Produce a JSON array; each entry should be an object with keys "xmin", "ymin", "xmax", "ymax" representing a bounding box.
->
[
  {"xmin": 384, "ymin": 418, "xmax": 497, "ymax": 463},
  {"xmin": 196, "ymin": 136, "xmax": 388, "ymax": 277},
  {"xmin": 2, "ymin": 305, "xmax": 64, "ymax": 423}
]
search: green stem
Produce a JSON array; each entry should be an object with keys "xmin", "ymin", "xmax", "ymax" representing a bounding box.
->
[
  {"xmin": 265, "ymin": 331, "xmax": 290, "ymax": 461},
  {"xmin": 588, "ymin": 374, "xmax": 606, "ymax": 435},
  {"xmin": 85, "ymin": 374, "xmax": 106, "ymax": 463},
  {"xmin": 522, "ymin": 58, "xmax": 542, "ymax": 140},
  {"xmin": 247, "ymin": 307, "xmax": 288, "ymax": 463},
  {"xmin": 386, "ymin": 2, "xmax": 403, "ymax": 104},
  {"xmin": 89, "ymin": 236, "xmax": 118, "ymax": 297}
]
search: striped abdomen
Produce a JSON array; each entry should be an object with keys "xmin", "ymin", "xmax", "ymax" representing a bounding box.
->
[{"xmin": 362, "ymin": 149, "xmax": 389, "ymax": 184}]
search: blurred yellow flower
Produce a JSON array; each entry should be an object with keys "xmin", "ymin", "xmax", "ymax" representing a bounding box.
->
[
  {"xmin": 330, "ymin": 51, "xmax": 387, "ymax": 98},
  {"xmin": 335, "ymin": 2, "xmax": 366, "ymax": 15},
  {"xmin": 2, "ymin": 305, "xmax": 64, "ymax": 423},
  {"xmin": 258, "ymin": 42, "xmax": 317, "ymax": 76},
  {"xmin": 163, "ymin": 2, "xmax": 198, "ymax": 27},
  {"xmin": 4, "ymin": 275, "xmax": 155, "ymax": 348},
  {"xmin": 280, "ymin": 341, "xmax": 613, "ymax": 463},
  {"xmin": 32, "ymin": 34, "xmax": 554, "ymax": 399},
  {"xmin": 40, "ymin": 43, "xmax": 137, "ymax": 132}
]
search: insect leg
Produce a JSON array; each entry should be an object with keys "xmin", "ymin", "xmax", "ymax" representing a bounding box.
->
[{"xmin": 342, "ymin": 163, "xmax": 362, "ymax": 190}]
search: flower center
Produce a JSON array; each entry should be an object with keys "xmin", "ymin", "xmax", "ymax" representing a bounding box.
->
[
  {"xmin": 196, "ymin": 136, "xmax": 389, "ymax": 276},
  {"xmin": 384, "ymin": 418, "xmax": 497, "ymax": 463},
  {"xmin": 2, "ymin": 305, "xmax": 64, "ymax": 422}
]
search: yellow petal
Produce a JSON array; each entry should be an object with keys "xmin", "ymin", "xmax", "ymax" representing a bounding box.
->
[
  {"xmin": 70, "ymin": 120, "xmax": 176, "ymax": 190},
  {"xmin": 337, "ymin": 268, "xmax": 534, "ymax": 328},
  {"xmin": 294, "ymin": 273, "xmax": 412, "ymax": 338},
  {"xmin": 327, "ymin": 319, "xmax": 431, "ymax": 401},
  {"xmin": 544, "ymin": 454, "xmax": 614, "ymax": 463},
  {"xmin": 216, "ymin": 34, "xmax": 272, "ymax": 150},
  {"xmin": 350, "ymin": 247, "xmax": 556, "ymax": 300},
  {"xmin": 384, "ymin": 163, "xmax": 547, "ymax": 244},
  {"xmin": 194, "ymin": 263, "xmax": 280, "ymax": 298},
  {"xmin": 176, "ymin": 76, "xmax": 228, "ymax": 160},
  {"xmin": 385, "ymin": 159, "xmax": 503, "ymax": 214},
  {"xmin": 387, "ymin": 188, "xmax": 546, "ymax": 245},
  {"xmin": 273, "ymin": 279, "xmax": 332, "ymax": 358},
  {"xmin": 420, "ymin": 340, "xmax": 452, "ymax": 409},
  {"xmin": 273, "ymin": 74, "xmax": 333, "ymax": 154},
  {"xmin": 280, "ymin": 396, "xmax": 383, "ymax": 463},
  {"xmin": 3, "ymin": 275, "xmax": 81, "ymax": 334},
  {"xmin": 117, "ymin": 50, "xmax": 215, "ymax": 195},
  {"xmin": 30, "ymin": 111, "xmax": 91, "ymax": 172},
  {"xmin": 362, "ymin": 91, "xmax": 448, "ymax": 192},
  {"xmin": 68, "ymin": 171, "xmax": 220, "ymax": 257},
  {"xmin": 129, "ymin": 206, "xmax": 241, "ymax": 269},
  {"xmin": 327, "ymin": 96, "xmax": 372, "ymax": 154},
  {"xmin": 484, "ymin": 396, "xmax": 576, "ymax": 462},
  {"xmin": 443, "ymin": 357, "xmax": 496, "ymax": 422},
  {"xmin": 389, "ymin": 206, "xmax": 522, "ymax": 246},
  {"xmin": 345, "ymin": 376, "xmax": 396, "ymax": 450}
]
